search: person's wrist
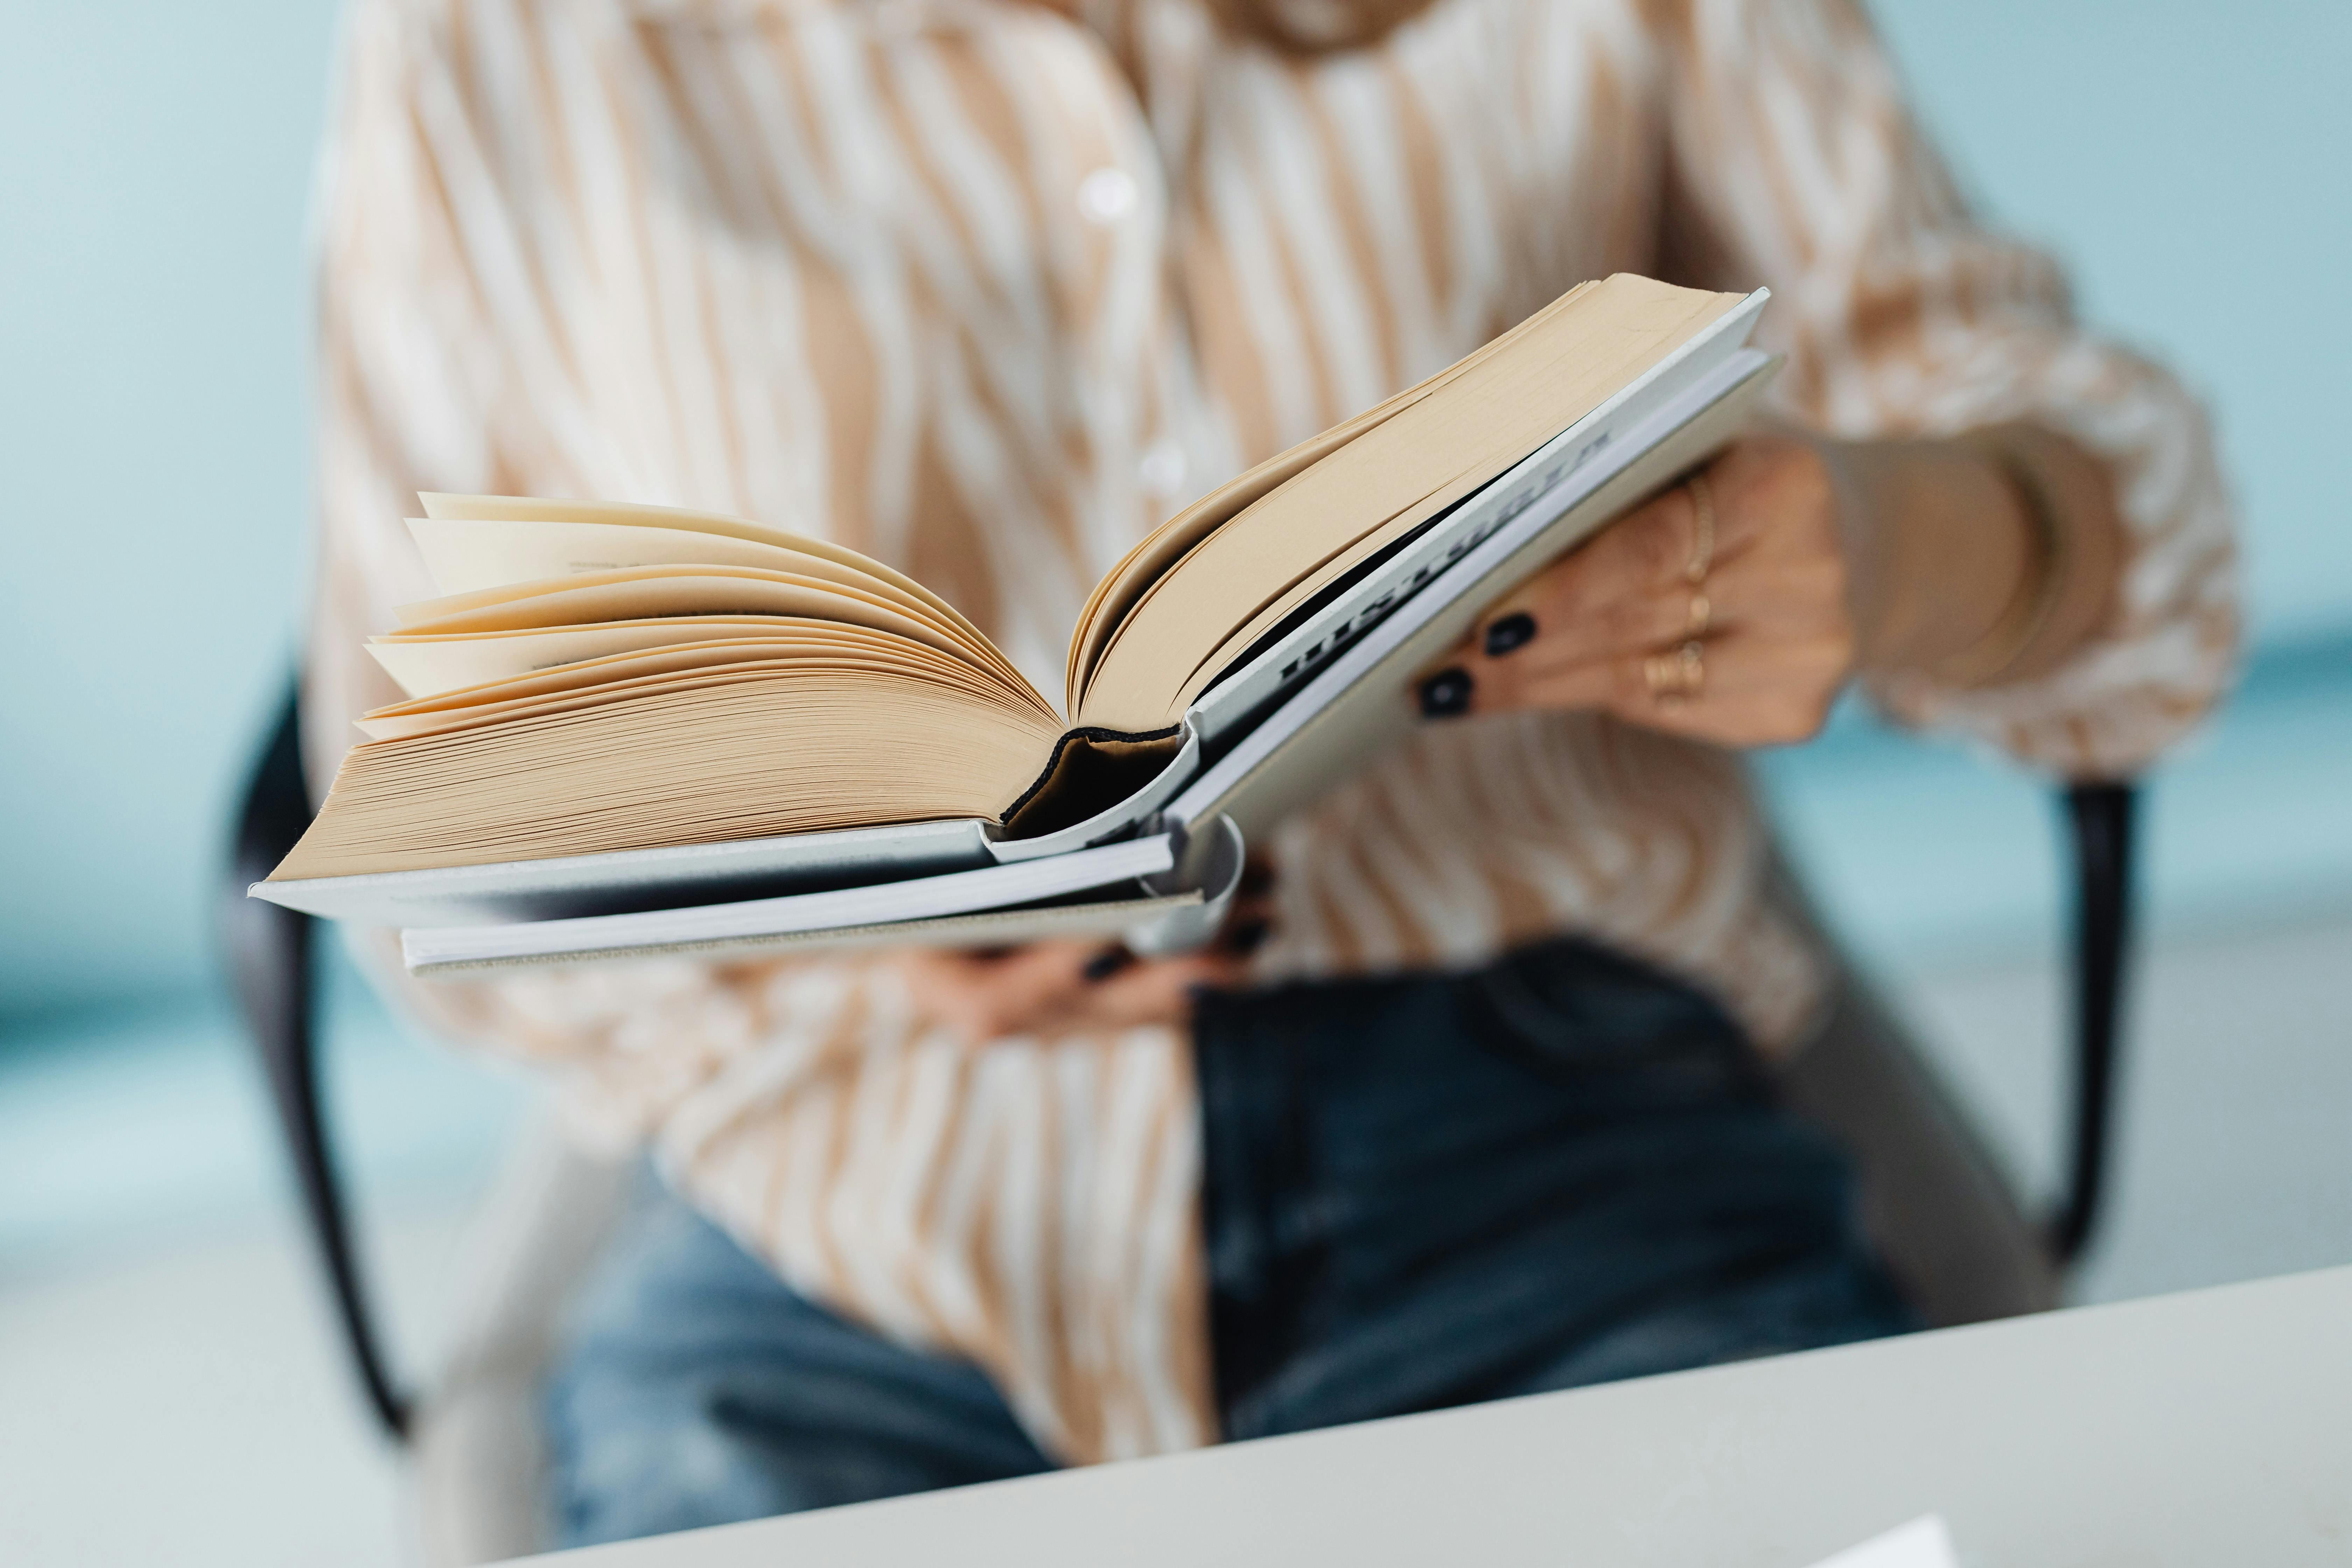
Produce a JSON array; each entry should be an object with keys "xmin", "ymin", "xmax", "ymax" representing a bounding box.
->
[
  {"xmin": 1841, "ymin": 434, "xmax": 2034, "ymax": 677},
  {"xmin": 1798, "ymin": 431, "xmax": 1903, "ymax": 668},
  {"xmin": 1955, "ymin": 421, "xmax": 2126, "ymax": 686},
  {"xmin": 1921, "ymin": 434, "xmax": 2066, "ymax": 688}
]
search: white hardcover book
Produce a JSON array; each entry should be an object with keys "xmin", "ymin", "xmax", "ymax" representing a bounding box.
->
[
  {"xmin": 250, "ymin": 285, "xmax": 1778, "ymax": 972},
  {"xmin": 401, "ymin": 820, "xmax": 1248, "ymax": 975}
]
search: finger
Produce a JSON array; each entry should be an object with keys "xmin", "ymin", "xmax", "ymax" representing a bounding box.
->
[
  {"xmin": 1080, "ymin": 944, "xmax": 1138, "ymax": 982},
  {"xmin": 1062, "ymin": 951, "xmax": 1249, "ymax": 1032},
  {"xmin": 1491, "ymin": 576, "xmax": 1718, "ymax": 674},
  {"xmin": 1438, "ymin": 481, "xmax": 1731, "ymax": 686},
  {"xmin": 1426, "ymin": 538, "xmax": 1854, "ymax": 723},
  {"xmin": 985, "ymin": 940, "xmax": 1127, "ymax": 1029},
  {"xmin": 1589, "ymin": 629, "xmax": 1853, "ymax": 746},
  {"xmin": 1236, "ymin": 855, "xmax": 1278, "ymax": 900},
  {"xmin": 1577, "ymin": 482, "xmax": 1718, "ymax": 591},
  {"xmin": 1431, "ymin": 573, "xmax": 1709, "ymax": 717},
  {"xmin": 1469, "ymin": 621, "xmax": 1855, "ymax": 741},
  {"xmin": 1452, "ymin": 650, "xmax": 1626, "ymax": 715},
  {"xmin": 1504, "ymin": 483, "xmax": 1691, "ymax": 612},
  {"xmin": 1476, "ymin": 546, "xmax": 1836, "ymax": 684},
  {"xmin": 1213, "ymin": 906, "xmax": 1275, "ymax": 959},
  {"xmin": 906, "ymin": 940, "xmax": 1102, "ymax": 1043},
  {"xmin": 1414, "ymin": 557, "xmax": 1618, "ymax": 715},
  {"xmin": 905, "ymin": 930, "xmax": 1255, "ymax": 1043},
  {"xmin": 1459, "ymin": 499, "xmax": 1672, "ymax": 654},
  {"xmin": 894, "ymin": 945, "xmax": 987, "ymax": 1015},
  {"xmin": 1525, "ymin": 446, "xmax": 1801, "ymax": 612}
]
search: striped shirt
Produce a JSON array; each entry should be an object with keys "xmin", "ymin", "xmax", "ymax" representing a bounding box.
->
[{"xmin": 306, "ymin": 0, "xmax": 2236, "ymax": 1460}]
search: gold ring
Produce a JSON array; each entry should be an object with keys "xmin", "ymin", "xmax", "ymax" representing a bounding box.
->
[
  {"xmin": 1684, "ymin": 471, "xmax": 1716, "ymax": 584},
  {"xmin": 1643, "ymin": 640, "xmax": 1706, "ymax": 706}
]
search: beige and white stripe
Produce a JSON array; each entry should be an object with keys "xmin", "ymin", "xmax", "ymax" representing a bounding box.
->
[{"xmin": 307, "ymin": 0, "xmax": 2234, "ymax": 1458}]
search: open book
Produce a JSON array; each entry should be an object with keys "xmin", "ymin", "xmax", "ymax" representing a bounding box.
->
[{"xmin": 258, "ymin": 274, "xmax": 1781, "ymax": 973}]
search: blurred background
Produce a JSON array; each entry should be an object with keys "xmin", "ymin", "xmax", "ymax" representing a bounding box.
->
[{"xmin": 2, "ymin": 1, "xmax": 2346, "ymax": 1563}]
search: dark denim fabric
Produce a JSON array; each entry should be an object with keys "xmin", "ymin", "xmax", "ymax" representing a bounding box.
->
[
  {"xmin": 1193, "ymin": 938, "xmax": 1915, "ymax": 1438},
  {"xmin": 548, "ymin": 938, "xmax": 1914, "ymax": 1547}
]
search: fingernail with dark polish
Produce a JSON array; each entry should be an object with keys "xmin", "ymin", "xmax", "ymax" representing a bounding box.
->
[
  {"xmin": 1483, "ymin": 611, "xmax": 1537, "ymax": 657},
  {"xmin": 1418, "ymin": 667, "xmax": 1474, "ymax": 719},
  {"xmin": 1222, "ymin": 917, "xmax": 1271, "ymax": 958},
  {"xmin": 1082, "ymin": 945, "xmax": 1135, "ymax": 983}
]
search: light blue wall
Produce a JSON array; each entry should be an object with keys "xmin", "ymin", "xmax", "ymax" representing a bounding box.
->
[
  {"xmin": 2, "ymin": 1, "xmax": 2346, "ymax": 1015},
  {"xmin": 2, "ymin": 2, "xmax": 337, "ymax": 1013},
  {"xmin": 1872, "ymin": 0, "xmax": 2352, "ymax": 643}
]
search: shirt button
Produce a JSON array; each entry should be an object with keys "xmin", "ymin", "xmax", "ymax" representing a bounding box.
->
[
  {"xmin": 1077, "ymin": 167, "xmax": 1139, "ymax": 225},
  {"xmin": 1138, "ymin": 440, "xmax": 1186, "ymax": 497}
]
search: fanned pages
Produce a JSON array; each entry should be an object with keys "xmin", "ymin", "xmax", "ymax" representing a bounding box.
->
[{"xmin": 270, "ymin": 274, "xmax": 1758, "ymax": 894}]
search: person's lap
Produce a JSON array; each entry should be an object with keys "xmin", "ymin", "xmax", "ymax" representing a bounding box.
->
[
  {"xmin": 550, "ymin": 1196, "xmax": 1054, "ymax": 1545},
  {"xmin": 549, "ymin": 938, "xmax": 1916, "ymax": 1548},
  {"xmin": 1191, "ymin": 939, "xmax": 1914, "ymax": 1436}
]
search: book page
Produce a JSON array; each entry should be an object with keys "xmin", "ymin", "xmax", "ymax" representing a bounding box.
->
[
  {"xmin": 418, "ymin": 492, "xmax": 982, "ymax": 642},
  {"xmin": 369, "ymin": 616, "xmax": 936, "ymax": 698},
  {"xmin": 356, "ymin": 632, "xmax": 1013, "ymax": 740},
  {"xmin": 361, "ymin": 629, "xmax": 937, "ymax": 721},
  {"xmin": 414, "ymin": 493, "xmax": 1037, "ymax": 701},
  {"xmin": 411, "ymin": 516, "xmax": 919, "ymax": 607},
  {"xmin": 358, "ymin": 653, "xmax": 1031, "ymax": 742},
  {"xmin": 388, "ymin": 566, "xmax": 1044, "ymax": 704}
]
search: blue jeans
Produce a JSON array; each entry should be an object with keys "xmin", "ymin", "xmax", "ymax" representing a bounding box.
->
[{"xmin": 550, "ymin": 938, "xmax": 1914, "ymax": 1546}]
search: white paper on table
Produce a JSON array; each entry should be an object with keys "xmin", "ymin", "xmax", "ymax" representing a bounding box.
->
[{"xmin": 1802, "ymin": 1516, "xmax": 1960, "ymax": 1568}]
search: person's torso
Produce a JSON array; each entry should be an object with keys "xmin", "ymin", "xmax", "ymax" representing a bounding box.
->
[{"xmin": 427, "ymin": 0, "xmax": 1818, "ymax": 1037}]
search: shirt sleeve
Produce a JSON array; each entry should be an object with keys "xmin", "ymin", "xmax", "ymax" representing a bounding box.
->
[{"xmin": 1654, "ymin": 0, "xmax": 2239, "ymax": 777}]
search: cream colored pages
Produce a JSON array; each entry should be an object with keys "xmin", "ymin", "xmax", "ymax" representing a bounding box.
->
[
  {"xmin": 1062, "ymin": 278, "xmax": 1600, "ymax": 714},
  {"xmin": 1077, "ymin": 276, "xmax": 1737, "ymax": 730},
  {"xmin": 357, "ymin": 659, "xmax": 1020, "ymax": 744},
  {"xmin": 274, "ymin": 674, "xmax": 1061, "ymax": 879},
  {"xmin": 415, "ymin": 494, "xmax": 1037, "ymax": 700},
  {"xmin": 385, "ymin": 568, "xmax": 1003, "ymax": 678},
  {"xmin": 1064, "ymin": 349, "xmax": 1473, "ymax": 714},
  {"xmin": 368, "ymin": 617, "xmax": 864, "ymax": 697},
  {"xmin": 357, "ymin": 647, "xmax": 1015, "ymax": 741},
  {"xmin": 403, "ymin": 562, "xmax": 1031, "ymax": 705},
  {"xmin": 418, "ymin": 493, "xmax": 981, "ymax": 642},
  {"xmin": 412, "ymin": 517, "xmax": 924, "ymax": 608},
  {"xmin": 358, "ymin": 631, "xmax": 952, "ymax": 730}
]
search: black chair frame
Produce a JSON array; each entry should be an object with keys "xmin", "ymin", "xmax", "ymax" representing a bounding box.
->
[{"xmin": 220, "ymin": 681, "xmax": 2138, "ymax": 1444}]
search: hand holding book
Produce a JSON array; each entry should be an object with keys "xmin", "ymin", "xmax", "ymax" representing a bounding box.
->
[
  {"xmin": 1416, "ymin": 417, "xmax": 2122, "ymax": 742},
  {"xmin": 894, "ymin": 859, "xmax": 1277, "ymax": 1045},
  {"xmin": 1417, "ymin": 432, "xmax": 1859, "ymax": 746}
]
